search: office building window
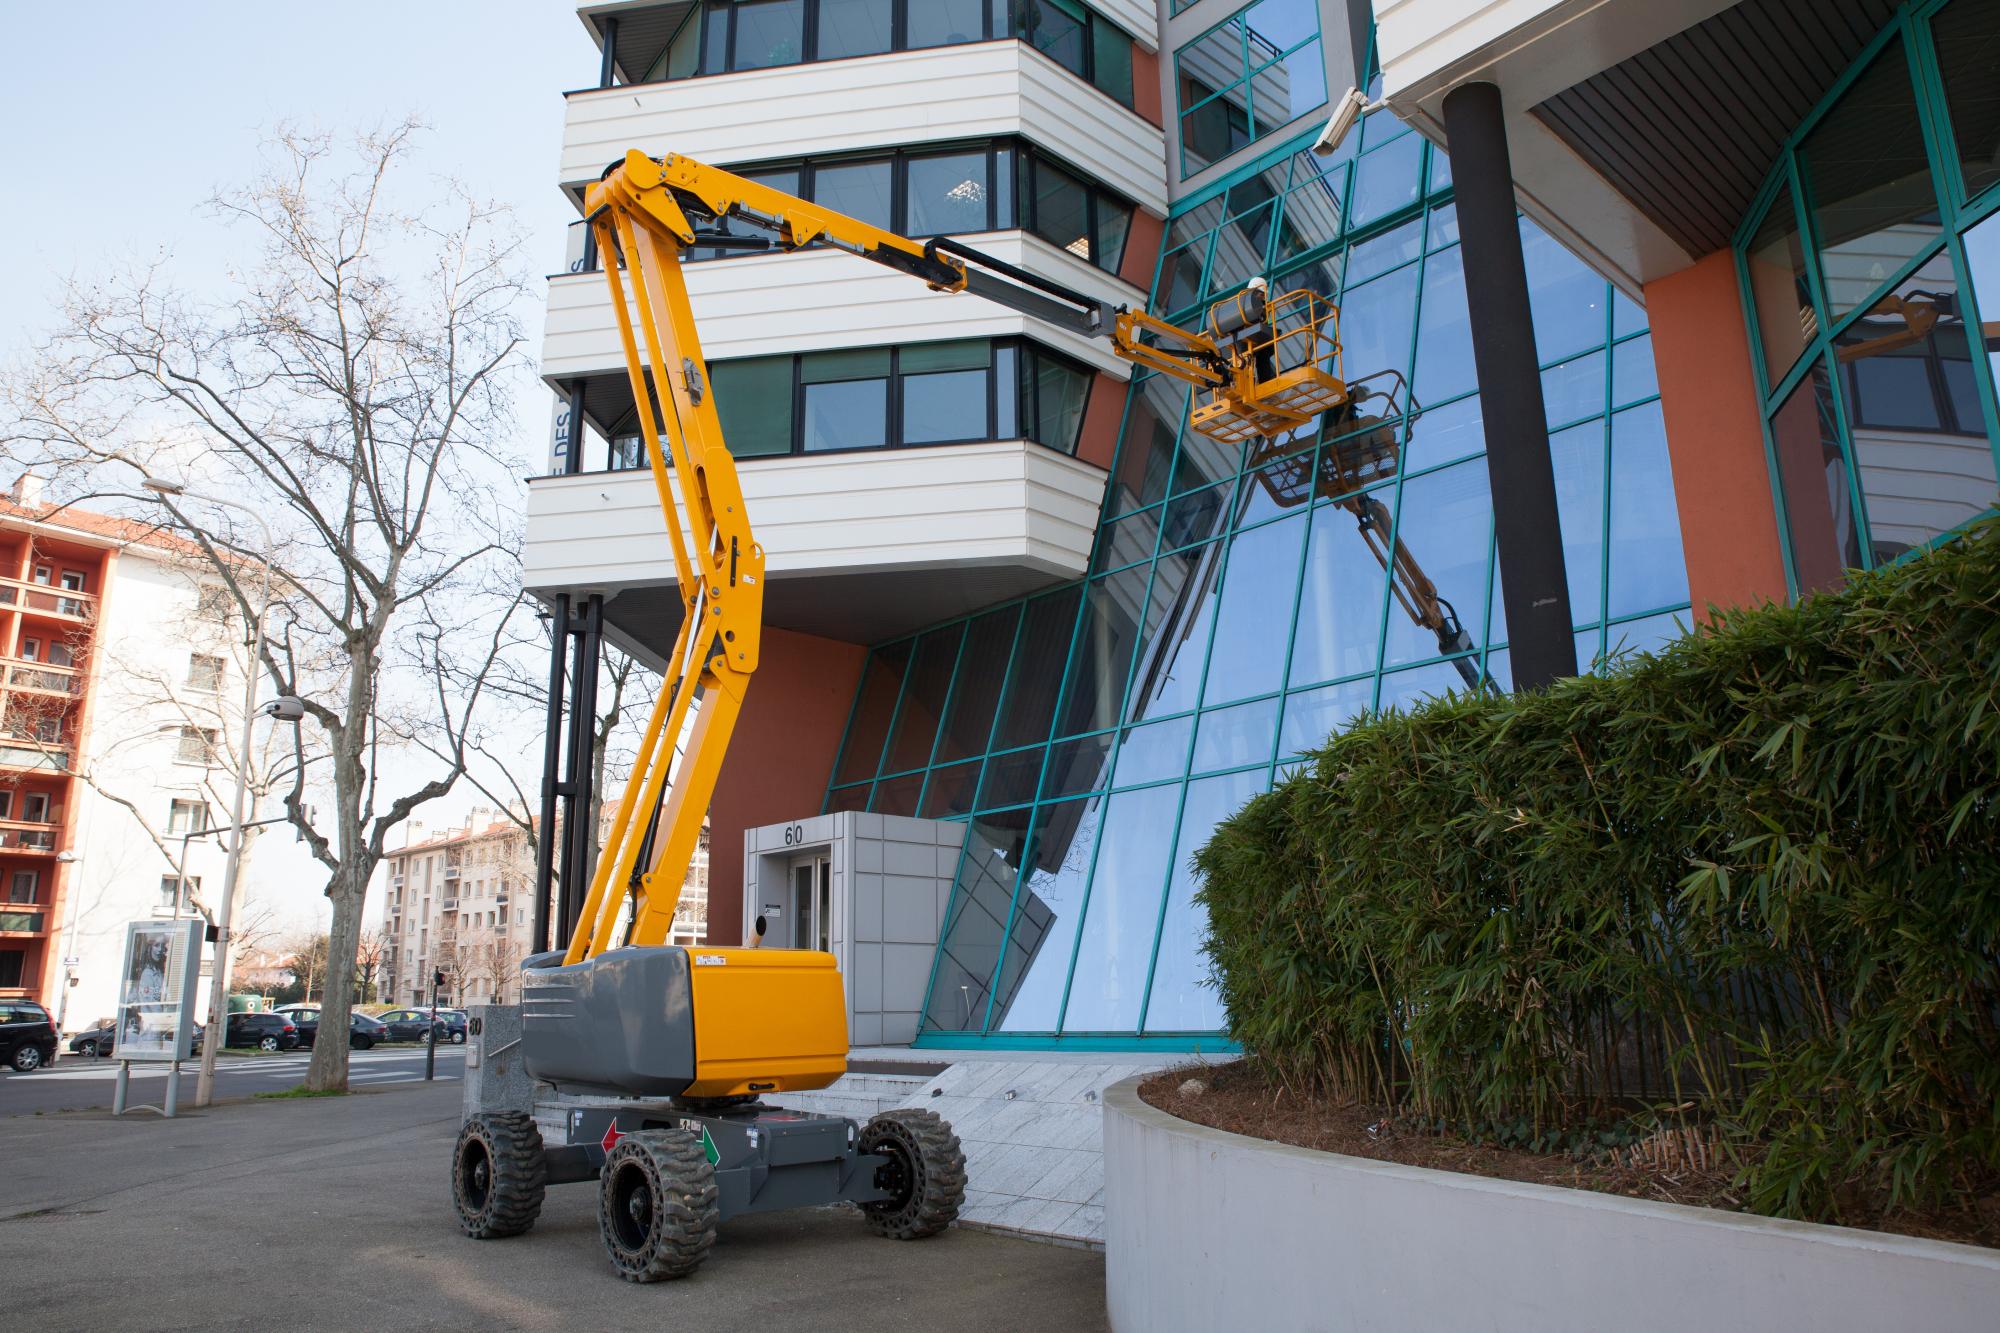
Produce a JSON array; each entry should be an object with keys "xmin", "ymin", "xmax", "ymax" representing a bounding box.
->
[
  {"xmin": 1736, "ymin": 8, "xmax": 2000, "ymax": 596},
  {"xmin": 7, "ymin": 871, "xmax": 35, "ymax": 905},
  {"xmin": 1175, "ymin": 0, "xmax": 1327, "ymax": 178},
  {"xmin": 167, "ymin": 799, "xmax": 210, "ymax": 836},
  {"xmin": 710, "ymin": 337, "xmax": 1094, "ymax": 457}
]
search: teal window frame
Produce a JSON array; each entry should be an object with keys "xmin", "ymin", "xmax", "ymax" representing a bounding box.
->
[
  {"xmin": 820, "ymin": 117, "xmax": 1692, "ymax": 1047},
  {"xmin": 1173, "ymin": 0, "xmax": 1329, "ymax": 180},
  {"xmin": 1731, "ymin": 0, "xmax": 2000, "ymax": 601}
]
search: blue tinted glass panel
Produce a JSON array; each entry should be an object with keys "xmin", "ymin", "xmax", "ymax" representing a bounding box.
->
[
  {"xmin": 1413, "ymin": 244, "xmax": 1476, "ymax": 405},
  {"xmin": 883, "ymin": 624, "xmax": 964, "ymax": 773},
  {"xmin": 1401, "ymin": 394, "xmax": 1484, "ymax": 473},
  {"xmin": 1382, "ymin": 460, "xmax": 1493, "ymax": 667},
  {"xmin": 976, "ymin": 747, "xmax": 1046, "ymax": 811},
  {"xmin": 1288, "ymin": 497, "xmax": 1390, "ymax": 687},
  {"xmin": 1522, "ymin": 219, "xmax": 1609, "ymax": 363},
  {"xmin": 932, "ymin": 607, "xmax": 1018, "ymax": 764},
  {"xmin": 1042, "ymin": 731, "xmax": 1115, "ymax": 800},
  {"xmin": 1607, "ymin": 402, "xmax": 1691, "ymax": 617},
  {"xmin": 918, "ymin": 760, "xmax": 981, "ymax": 820},
  {"xmin": 1350, "ymin": 133, "xmax": 1423, "ymax": 227},
  {"xmin": 1548, "ymin": 419, "xmax": 1607, "ymax": 625},
  {"xmin": 1347, "ymin": 217, "xmax": 1422, "ymax": 283},
  {"xmin": 1612, "ymin": 333, "xmax": 1659, "ymax": 406},
  {"xmin": 1191, "ymin": 695, "xmax": 1278, "ymax": 773},
  {"xmin": 1201, "ymin": 513, "xmax": 1307, "ymax": 705},
  {"xmin": 1056, "ymin": 567, "xmax": 1149, "ymax": 738},
  {"xmin": 1540, "ymin": 351, "xmax": 1605, "ymax": 427},
  {"xmin": 993, "ymin": 589, "xmax": 1080, "ymax": 749},
  {"xmin": 1337, "ymin": 265, "xmax": 1420, "ymax": 389},
  {"xmin": 1126, "ymin": 542, "xmax": 1222, "ymax": 722},
  {"xmin": 1112, "ymin": 714, "xmax": 1195, "ymax": 787},
  {"xmin": 1061, "ymin": 782, "xmax": 1181, "ymax": 1032},
  {"xmin": 1278, "ymin": 676, "xmax": 1373, "ymax": 756},
  {"xmin": 1378, "ymin": 657, "xmax": 1479, "ymax": 713},
  {"xmin": 1143, "ymin": 769, "xmax": 1262, "ymax": 1032},
  {"xmin": 992, "ymin": 796, "xmax": 1104, "ymax": 1032},
  {"xmin": 1605, "ymin": 610, "xmax": 1690, "ymax": 662}
]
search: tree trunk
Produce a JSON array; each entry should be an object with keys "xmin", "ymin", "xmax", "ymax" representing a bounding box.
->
[{"xmin": 304, "ymin": 864, "xmax": 369, "ymax": 1091}]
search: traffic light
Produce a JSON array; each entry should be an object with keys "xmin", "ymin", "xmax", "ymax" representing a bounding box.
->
[{"xmin": 432, "ymin": 969, "xmax": 445, "ymax": 1000}]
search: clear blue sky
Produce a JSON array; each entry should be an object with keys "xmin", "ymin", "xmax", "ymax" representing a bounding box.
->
[{"xmin": 0, "ymin": 1, "xmax": 591, "ymax": 362}]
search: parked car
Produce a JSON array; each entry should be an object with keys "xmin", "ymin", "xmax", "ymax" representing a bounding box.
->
[
  {"xmin": 0, "ymin": 1000, "xmax": 58, "ymax": 1072},
  {"xmin": 433, "ymin": 1011, "xmax": 467, "ymax": 1045},
  {"xmin": 374, "ymin": 1008, "xmax": 457, "ymax": 1044},
  {"xmin": 67, "ymin": 1020, "xmax": 120, "ymax": 1057},
  {"xmin": 223, "ymin": 1012, "xmax": 299, "ymax": 1052},
  {"xmin": 290, "ymin": 1008, "xmax": 387, "ymax": 1050}
]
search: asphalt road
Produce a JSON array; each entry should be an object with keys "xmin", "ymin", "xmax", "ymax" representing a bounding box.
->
[
  {"xmin": 0, "ymin": 1077, "xmax": 1108, "ymax": 1332},
  {"xmin": 0, "ymin": 1044, "xmax": 464, "ymax": 1115}
]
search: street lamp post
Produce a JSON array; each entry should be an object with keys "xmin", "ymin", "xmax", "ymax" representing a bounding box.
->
[{"xmin": 137, "ymin": 478, "xmax": 295, "ymax": 1110}]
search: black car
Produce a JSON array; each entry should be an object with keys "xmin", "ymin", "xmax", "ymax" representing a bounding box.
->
[
  {"xmin": 67, "ymin": 1020, "xmax": 119, "ymax": 1057},
  {"xmin": 0, "ymin": 1000, "xmax": 58, "ymax": 1072},
  {"xmin": 374, "ymin": 1008, "xmax": 459, "ymax": 1044},
  {"xmin": 290, "ymin": 1009, "xmax": 387, "ymax": 1050},
  {"xmin": 224, "ymin": 1012, "xmax": 299, "ymax": 1051}
]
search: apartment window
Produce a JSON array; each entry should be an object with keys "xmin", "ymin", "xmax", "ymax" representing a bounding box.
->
[
  {"xmin": 1176, "ymin": 0, "xmax": 1327, "ymax": 178},
  {"xmin": 58, "ymin": 570, "xmax": 86, "ymax": 593},
  {"xmin": 0, "ymin": 913, "xmax": 41, "ymax": 935},
  {"xmin": 187, "ymin": 653, "xmax": 224, "ymax": 692},
  {"xmin": 195, "ymin": 584, "xmax": 234, "ymax": 621},
  {"xmin": 711, "ymin": 337, "xmax": 1093, "ymax": 457},
  {"xmin": 22, "ymin": 793, "xmax": 48, "ymax": 823},
  {"xmin": 1011, "ymin": 0, "xmax": 1132, "ymax": 107},
  {"xmin": 8, "ymin": 871, "xmax": 36, "ymax": 905},
  {"xmin": 676, "ymin": 140, "xmax": 1127, "ymax": 273},
  {"xmin": 17, "ymin": 638, "xmax": 38, "ymax": 662},
  {"xmin": 167, "ymin": 799, "xmax": 210, "ymax": 836},
  {"xmin": 0, "ymin": 950, "xmax": 21, "ymax": 988},
  {"xmin": 158, "ymin": 875, "xmax": 199, "ymax": 909},
  {"xmin": 0, "ymin": 792, "xmax": 11, "ymax": 819},
  {"xmin": 176, "ymin": 726, "xmax": 219, "ymax": 765}
]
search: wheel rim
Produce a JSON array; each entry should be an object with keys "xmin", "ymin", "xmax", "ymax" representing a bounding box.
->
[
  {"xmin": 459, "ymin": 1138, "xmax": 492, "ymax": 1212},
  {"xmin": 869, "ymin": 1127, "xmax": 921, "ymax": 1218},
  {"xmin": 261, "ymin": 1036, "xmax": 278, "ymax": 1051},
  {"xmin": 607, "ymin": 1160, "xmax": 656, "ymax": 1254},
  {"xmin": 19, "ymin": 1047, "xmax": 41, "ymax": 1070},
  {"xmin": 82, "ymin": 1042, "xmax": 96, "ymax": 1057}
]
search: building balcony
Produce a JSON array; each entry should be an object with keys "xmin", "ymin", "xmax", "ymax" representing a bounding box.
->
[
  {"xmin": 558, "ymin": 38, "xmax": 1165, "ymax": 215},
  {"xmin": 540, "ymin": 234, "xmax": 1143, "ymax": 390},
  {"xmin": 441, "ymin": 898, "xmax": 459, "ymax": 913},
  {"xmin": 524, "ymin": 438, "xmax": 1106, "ymax": 654},
  {"xmin": 0, "ymin": 740, "xmax": 70, "ymax": 774},
  {"xmin": 0, "ymin": 575, "xmax": 96, "ymax": 625},
  {"xmin": 0, "ymin": 820, "xmax": 58, "ymax": 855},
  {"xmin": 443, "ymin": 865, "xmax": 462, "ymax": 881},
  {"xmin": 2, "ymin": 657, "xmax": 83, "ymax": 698}
]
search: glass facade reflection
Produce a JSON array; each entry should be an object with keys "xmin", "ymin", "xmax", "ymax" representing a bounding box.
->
[
  {"xmin": 1736, "ymin": 2, "xmax": 2000, "ymax": 595},
  {"xmin": 823, "ymin": 114, "xmax": 1694, "ymax": 1044}
]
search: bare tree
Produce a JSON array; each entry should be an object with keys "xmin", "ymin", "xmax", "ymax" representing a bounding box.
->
[
  {"xmin": 4, "ymin": 122, "xmax": 531, "ymax": 1091},
  {"xmin": 354, "ymin": 927, "xmax": 388, "ymax": 1005}
]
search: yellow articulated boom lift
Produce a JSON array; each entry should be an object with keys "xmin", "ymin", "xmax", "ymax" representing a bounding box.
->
[{"xmin": 449, "ymin": 149, "xmax": 1452, "ymax": 1282}]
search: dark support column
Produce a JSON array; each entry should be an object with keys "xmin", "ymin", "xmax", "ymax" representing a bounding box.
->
[
  {"xmin": 563, "ymin": 383, "xmax": 586, "ymax": 475},
  {"xmin": 531, "ymin": 595, "xmax": 569, "ymax": 955},
  {"xmin": 598, "ymin": 17, "xmax": 619, "ymax": 89},
  {"xmin": 558, "ymin": 596, "xmax": 604, "ymax": 946},
  {"xmin": 1442, "ymin": 81, "xmax": 1577, "ymax": 690}
]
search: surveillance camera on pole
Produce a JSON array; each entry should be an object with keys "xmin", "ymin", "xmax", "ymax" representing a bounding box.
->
[{"xmin": 1314, "ymin": 86, "xmax": 1385, "ymax": 157}]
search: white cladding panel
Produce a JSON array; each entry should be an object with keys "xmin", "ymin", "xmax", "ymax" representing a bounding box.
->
[
  {"xmin": 522, "ymin": 440, "xmax": 1105, "ymax": 596},
  {"xmin": 1092, "ymin": 0, "xmax": 1160, "ymax": 49},
  {"xmin": 540, "ymin": 234, "xmax": 1142, "ymax": 383},
  {"xmin": 1373, "ymin": 0, "xmax": 1578, "ymax": 97},
  {"xmin": 559, "ymin": 41, "xmax": 1167, "ymax": 215}
]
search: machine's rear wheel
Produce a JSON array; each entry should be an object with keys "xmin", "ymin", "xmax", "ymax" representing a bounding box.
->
[
  {"xmin": 453, "ymin": 1112, "xmax": 547, "ymax": 1239},
  {"xmin": 859, "ymin": 1108, "xmax": 965, "ymax": 1240},
  {"xmin": 599, "ymin": 1130, "xmax": 719, "ymax": 1282}
]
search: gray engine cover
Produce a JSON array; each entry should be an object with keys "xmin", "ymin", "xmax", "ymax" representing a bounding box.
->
[{"xmin": 520, "ymin": 947, "xmax": 697, "ymax": 1097}]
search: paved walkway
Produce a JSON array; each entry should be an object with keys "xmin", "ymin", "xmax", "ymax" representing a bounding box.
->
[
  {"xmin": 0, "ymin": 1045, "xmax": 464, "ymax": 1115},
  {"xmin": 1, "ymin": 1079, "xmax": 1107, "ymax": 1332}
]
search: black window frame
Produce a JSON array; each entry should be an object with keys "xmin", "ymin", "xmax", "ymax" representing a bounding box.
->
[
  {"xmin": 602, "ymin": 1, "xmax": 1137, "ymax": 110},
  {"xmin": 672, "ymin": 336, "xmax": 1096, "ymax": 460}
]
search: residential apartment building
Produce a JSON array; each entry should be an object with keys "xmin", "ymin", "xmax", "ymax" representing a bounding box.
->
[
  {"xmin": 378, "ymin": 810, "xmax": 710, "ymax": 1005},
  {"xmin": 1, "ymin": 475, "xmax": 256, "ymax": 1030},
  {"xmin": 521, "ymin": 0, "xmax": 1994, "ymax": 1051}
]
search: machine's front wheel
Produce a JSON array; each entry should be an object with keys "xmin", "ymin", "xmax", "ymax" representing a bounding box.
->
[
  {"xmin": 599, "ymin": 1130, "xmax": 719, "ymax": 1282},
  {"xmin": 452, "ymin": 1112, "xmax": 547, "ymax": 1239},
  {"xmin": 859, "ymin": 1108, "xmax": 966, "ymax": 1240}
]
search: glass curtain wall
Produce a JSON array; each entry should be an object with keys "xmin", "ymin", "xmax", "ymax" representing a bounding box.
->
[
  {"xmin": 829, "ymin": 115, "xmax": 1692, "ymax": 1046},
  {"xmin": 1735, "ymin": 0, "xmax": 2000, "ymax": 597}
]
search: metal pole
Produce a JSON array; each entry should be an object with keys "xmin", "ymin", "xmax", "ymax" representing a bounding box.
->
[
  {"xmin": 425, "ymin": 973, "xmax": 438, "ymax": 1081},
  {"xmin": 565, "ymin": 596, "xmax": 604, "ymax": 944},
  {"xmin": 532, "ymin": 594, "xmax": 569, "ymax": 955},
  {"xmin": 165, "ymin": 1063, "xmax": 180, "ymax": 1118},
  {"xmin": 113, "ymin": 1061, "xmax": 129, "ymax": 1115},
  {"xmin": 1440, "ymin": 81, "xmax": 1578, "ymax": 690},
  {"xmin": 598, "ymin": 15, "xmax": 619, "ymax": 89}
]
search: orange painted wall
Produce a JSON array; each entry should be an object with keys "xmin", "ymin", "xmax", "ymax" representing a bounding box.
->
[
  {"xmin": 1075, "ymin": 373, "xmax": 1129, "ymax": 470},
  {"xmin": 1132, "ymin": 45, "xmax": 1163, "ymax": 128},
  {"xmin": 1118, "ymin": 210, "xmax": 1165, "ymax": 293},
  {"xmin": 1642, "ymin": 250, "xmax": 1791, "ymax": 617},
  {"xmin": 705, "ymin": 626, "xmax": 867, "ymax": 946}
]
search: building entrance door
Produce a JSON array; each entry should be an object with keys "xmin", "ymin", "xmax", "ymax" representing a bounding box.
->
[{"xmin": 785, "ymin": 853, "xmax": 830, "ymax": 951}]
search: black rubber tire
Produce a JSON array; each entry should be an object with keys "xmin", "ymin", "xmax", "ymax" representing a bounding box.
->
[
  {"xmin": 858, "ymin": 1108, "xmax": 966, "ymax": 1240},
  {"xmin": 11, "ymin": 1044, "xmax": 45, "ymax": 1073},
  {"xmin": 259, "ymin": 1035, "xmax": 280, "ymax": 1052},
  {"xmin": 451, "ymin": 1031, "xmax": 466, "ymax": 1044},
  {"xmin": 351, "ymin": 1034, "xmax": 373, "ymax": 1050},
  {"xmin": 598, "ymin": 1130, "xmax": 719, "ymax": 1282},
  {"xmin": 453, "ymin": 1112, "xmax": 547, "ymax": 1239},
  {"xmin": 80, "ymin": 1040, "xmax": 99, "ymax": 1058}
]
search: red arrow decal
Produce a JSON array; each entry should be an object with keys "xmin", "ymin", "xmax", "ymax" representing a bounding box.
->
[{"xmin": 601, "ymin": 1122, "xmax": 624, "ymax": 1154}]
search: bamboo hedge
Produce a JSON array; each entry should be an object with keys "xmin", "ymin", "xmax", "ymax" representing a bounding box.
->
[{"xmin": 1195, "ymin": 516, "xmax": 2000, "ymax": 1223}]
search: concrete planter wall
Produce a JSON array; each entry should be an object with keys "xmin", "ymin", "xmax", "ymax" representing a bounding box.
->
[{"xmin": 1103, "ymin": 1076, "xmax": 2000, "ymax": 1333}]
